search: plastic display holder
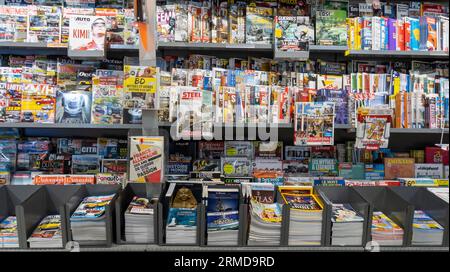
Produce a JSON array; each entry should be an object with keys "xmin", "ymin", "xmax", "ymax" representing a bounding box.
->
[
  {"xmin": 316, "ymin": 186, "xmax": 370, "ymax": 248},
  {"xmin": 278, "ymin": 188, "xmax": 328, "ymax": 247},
  {"xmin": 66, "ymin": 184, "xmax": 121, "ymax": 247},
  {"xmin": 0, "ymin": 185, "xmax": 41, "ymax": 249},
  {"xmin": 389, "ymin": 187, "xmax": 449, "ymax": 247},
  {"xmin": 353, "ymin": 186, "xmax": 414, "ymax": 248},
  {"xmin": 115, "ymin": 183, "xmax": 163, "ymax": 244},
  {"xmin": 158, "ymin": 182, "xmax": 204, "ymax": 246},
  {"xmin": 200, "ymin": 184, "xmax": 245, "ymax": 247},
  {"xmin": 17, "ymin": 185, "xmax": 84, "ymax": 249}
]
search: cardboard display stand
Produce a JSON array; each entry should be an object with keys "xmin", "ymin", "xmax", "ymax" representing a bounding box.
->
[
  {"xmin": 66, "ymin": 184, "xmax": 121, "ymax": 247},
  {"xmin": 115, "ymin": 183, "xmax": 162, "ymax": 244}
]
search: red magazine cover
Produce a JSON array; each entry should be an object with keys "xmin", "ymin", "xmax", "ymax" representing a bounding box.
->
[{"xmin": 425, "ymin": 147, "xmax": 449, "ymax": 165}]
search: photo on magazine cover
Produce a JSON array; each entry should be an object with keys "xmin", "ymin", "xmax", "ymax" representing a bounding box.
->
[{"xmin": 294, "ymin": 102, "xmax": 335, "ymax": 146}]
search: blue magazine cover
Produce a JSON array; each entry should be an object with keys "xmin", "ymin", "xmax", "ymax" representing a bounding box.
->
[
  {"xmin": 167, "ymin": 208, "xmax": 197, "ymax": 227},
  {"xmin": 207, "ymin": 190, "xmax": 239, "ymax": 230}
]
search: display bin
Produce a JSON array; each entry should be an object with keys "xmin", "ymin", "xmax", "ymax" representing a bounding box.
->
[
  {"xmin": 279, "ymin": 188, "xmax": 328, "ymax": 247},
  {"xmin": 0, "ymin": 185, "xmax": 41, "ymax": 249},
  {"xmin": 316, "ymin": 186, "xmax": 370, "ymax": 247},
  {"xmin": 66, "ymin": 184, "xmax": 121, "ymax": 247},
  {"xmin": 200, "ymin": 184, "xmax": 246, "ymax": 247},
  {"xmin": 389, "ymin": 187, "xmax": 449, "ymax": 247},
  {"xmin": 353, "ymin": 186, "xmax": 414, "ymax": 247},
  {"xmin": 115, "ymin": 183, "xmax": 162, "ymax": 244},
  {"xmin": 17, "ymin": 185, "xmax": 84, "ymax": 249},
  {"xmin": 158, "ymin": 182, "xmax": 204, "ymax": 246}
]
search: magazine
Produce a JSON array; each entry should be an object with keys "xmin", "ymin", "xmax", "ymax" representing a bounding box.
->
[
  {"xmin": 246, "ymin": 85, "xmax": 270, "ymax": 124},
  {"xmin": 176, "ymin": 87, "xmax": 202, "ymax": 139},
  {"xmin": 246, "ymin": 6, "xmax": 273, "ymax": 44},
  {"xmin": 91, "ymin": 74, "xmax": 123, "ymax": 124},
  {"xmin": 96, "ymin": 173, "xmax": 126, "ymax": 185},
  {"xmin": 27, "ymin": 215, "xmax": 62, "ymax": 242},
  {"xmin": 270, "ymin": 86, "xmax": 290, "ymax": 124},
  {"xmin": 68, "ymin": 15, "xmax": 106, "ymax": 57},
  {"xmin": 221, "ymin": 157, "xmax": 252, "ymax": 177},
  {"xmin": 250, "ymin": 198, "xmax": 282, "ymax": 223},
  {"xmin": 316, "ymin": 75, "xmax": 348, "ymax": 125},
  {"xmin": 206, "ymin": 188, "xmax": 239, "ymax": 231},
  {"xmin": 123, "ymin": 65, "xmax": 159, "ymax": 111},
  {"xmin": 129, "ymin": 136, "xmax": 164, "ymax": 183},
  {"xmin": 0, "ymin": 216, "xmax": 19, "ymax": 248},
  {"xmin": 315, "ymin": 9, "xmax": 347, "ymax": 46},
  {"xmin": 126, "ymin": 196, "xmax": 154, "ymax": 215},
  {"xmin": 175, "ymin": 4, "xmax": 189, "ymax": 42},
  {"xmin": 228, "ymin": 1, "xmax": 246, "ymax": 44},
  {"xmin": 0, "ymin": 5, "xmax": 28, "ymax": 42},
  {"xmin": 294, "ymin": 102, "xmax": 335, "ymax": 146},
  {"xmin": 157, "ymin": 5, "xmax": 176, "ymax": 42},
  {"xmin": 27, "ymin": 6, "xmax": 62, "ymax": 44},
  {"xmin": 61, "ymin": 7, "xmax": 95, "ymax": 44},
  {"xmin": 331, "ymin": 203, "xmax": 364, "ymax": 223},
  {"xmin": 95, "ymin": 8, "xmax": 126, "ymax": 45},
  {"xmin": 355, "ymin": 107, "xmax": 392, "ymax": 150},
  {"xmin": 55, "ymin": 88, "xmax": 92, "ymax": 124},
  {"xmin": 274, "ymin": 16, "xmax": 313, "ymax": 51},
  {"xmin": 20, "ymin": 84, "xmax": 56, "ymax": 123},
  {"xmin": 211, "ymin": 0, "xmax": 228, "ymax": 43},
  {"xmin": 71, "ymin": 194, "xmax": 115, "ymax": 220},
  {"xmin": 71, "ymin": 155, "xmax": 100, "ymax": 174},
  {"xmin": 282, "ymin": 193, "xmax": 322, "ymax": 211}
]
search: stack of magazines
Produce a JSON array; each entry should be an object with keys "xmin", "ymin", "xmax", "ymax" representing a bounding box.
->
[
  {"xmin": 412, "ymin": 210, "xmax": 444, "ymax": 246},
  {"xmin": 70, "ymin": 194, "xmax": 115, "ymax": 242},
  {"xmin": 27, "ymin": 215, "xmax": 63, "ymax": 248},
  {"xmin": 125, "ymin": 197, "xmax": 155, "ymax": 243},
  {"xmin": 166, "ymin": 207, "xmax": 197, "ymax": 244},
  {"xmin": 284, "ymin": 194, "xmax": 323, "ymax": 246},
  {"xmin": 247, "ymin": 199, "xmax": 282, "ymax": 246},
  {"xmin": 371, "ymin": 211, "xmax": 404, "ymax": 246},
  {"xmin": 206, "ymin": 187, "xmax": 240, "ymax": 246},
  {"xmin": 331, "ymin": 204, "xmax": 364, "ymax": 246},
  {"xmin": 0, "ymin": 216, "xmax": 19, "ymax": 248}
]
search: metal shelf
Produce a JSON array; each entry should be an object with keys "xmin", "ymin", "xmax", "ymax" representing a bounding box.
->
[
  {"xmin": 157, "ymin": 42, "xmax": 273, "ymax": 51},
  {"xmin": 0, "ymin": 42, "xmax": 139, "ymax": 55},
  {"xmin": 390, "ymin": 128, "xmax": 449, "ymax": 134},
  {"xmin": 0, "ymin": 244, "xmax": 447, "ymax": 252},
  {"xmin": 347, "ymin": 50, "xmax": 449, "ymax": 59},
  {"xmin": 310, "ymin": 45, "xmax": 348, "ymax": 52},
  {"xmin": 0, "ymin": 123, "xmax": 142, "ymax": 130}
]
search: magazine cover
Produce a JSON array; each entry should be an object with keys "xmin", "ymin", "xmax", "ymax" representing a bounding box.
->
[
  {"xmin": 254, "ymin": 141, "xmax": 283, "ymax": 159},
  {"xmin": 27, "ymin": 214, "xmax": 62, "ymax": 244},
  {"xmin": 274, "ymin": 16, "xmax": 313, "ymax": 51},
  {"xmin": 129, "ymin": 136, "xmax": 164, "ymax": 183},
  {"xmin": 176, "ymin": 87, "xmax": 202, "ymax": 139},
  {"xmin": 246, "ymin": 85, "xmax": 270, "ymax": 124},
  {"xmin": 0, "ymin": 5, "xmax": 28, "ymax": 42},
  {"xmin": 221, "ymin": 157, "xmax": 252, "ymax": 177},
  {"xmin": 101, "ymin": 159, "xmax": 127, "ymax": 173},
  {"xmin": 55, "ymin": 88, "xmax": 92, "ymax": 124},
  {"xmin": 91, "ymin": 76, "xmax": 123, "ymax": 124},
  {"xmin": 283, "ymin": 160, "xmax": 309, "ymax": 176},
  {"xmin": 277, "ymin": 0, "xmax": 309, "ymax": 16},
  {"xmin": 246, "ymin": 6, "xmax": 273, "ymax": 44},
  {"xmin": 188, "ymin": 4, "xmax": 202, "ymax": 42},
  {"xmin": 123, "ymin": 8, "xmax": 139, "ymax": 46},
  {"xmin": 270, "ymin": 86, "xmax": 290, "ymax": 124},
  {"xmin": 96, "ymin": 173, "xmax": 126, "ymax": 185},
  {"xmin": 57, "ymin": 138, "xmax": 97, "ymax": 155},
  {"xmin": 123, "ymin": 65, "xmax": 159, "ymax": 111},
  {"xmin": 284, "ymin": 146, "xmax": 310, "ymax": 160},
  {"xmin": 331, "ymin": 203, "xmax": 364, "ymax": 223},
  {"xmin": 294, "ymin": 102, "xmax": 335, "ymax": 146},
  {"xmin": 415, "ymin": 163, "xmax": 444, "ymax": 179},
  {"xmin": 71, "ymin": 194, "xmax": 115, "ymax": 220},
  {"xmin": 68, "ymin": 15, "xmax": 106, "ymax": 58},
  {"xmin": 250, "ymin": 199, "xmax": 282, "ymax": 223},
  {"xmin": 315, "ymin": 9, "xmax": 347, "ymax": 46},
  {"xmin": 71, "ymin": 155, "xmax": 100, "ymax": 174},
  {"xmin": 372, "ymin": 211, "xmax": 404, "ymax": 234},
  {"xmin": 211, "ymin": 0, "xmax": 228, "ymax": 43},
  {"xmin": 167, "ymin": 207, "xmax": 197, "ymax": 227},
  {"xmin": 223, "ymin": 86, "xmax": 236, "ymax": 124},
  {"xmin": 159, "ymin": 86, "xmax": 171, "ymax": 122},
  {"xmin": 201, "ymin": 90, "xmax": 214, "ymax": 138},
  {"xmin": 126, "ymin": 196, "xmax": 154, "ymax": 214},
  {"xmin": 175, "ymin": 4, "xmax": 189, "ymax": 42},
  {"xmin": 225, "ymin": 141, "xmax": 254, "ymax": 157},
  {"xmin": 228, "ymin": 1, "xmax": 246, "ymax": 43},
  {"xmin": 355, "ymin": 107, "xmax": 392, "ymax": 150},
  {"xmin": 20, "ymin": 84, "xmax": 56, "ymax": 123},
  {"xmin": 309, "ymin": 158, "xmax": 338, "ymax": 176},
  {"xmin": 26, "ymin": 5, "xmax": 61, "ymax": 44},
  {"xmin": 207, "ymin": 188, "xmax": 239, "ymax": 231},
  {"xmin": 384, "ymin": 158, "xmax": 415, "ymax": 179},
  {"xmin": 0, "ymin": 83, "xmax": 21, "ymax": 122},
  {"xmin": 316, "ymin": 75, "xmax": 348, "ymax": 125},
  {"xmin": 157, "ymin": 4, "xmax": 176, "ymax": 42},
  {"xmin": 282, "ymin": 193, "xmax": 322, "ymax": 211},
  {"xmin": 192, "ymin": 159, "xmax": 220, "ymax": 172},
  {"xmin": 197, "ymin": 141, "xmax": 224, "ymax": 159},
  {"xmin": 95, "ymin": 8, "xmax": 126, "ymax": 45}
]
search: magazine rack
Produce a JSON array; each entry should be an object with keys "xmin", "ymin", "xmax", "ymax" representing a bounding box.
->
[
  {"xmin": 200, "ymin": 184, "xmax": 246, "ymax": 247},
  {"xmin": 66, "ymin": 184, "xmax": 121, "ymax": 247},
  {"xmin": 389, "ymin": 187, "xmax": 449, "ymax": 247},
  {"xmin": 158, "ymin": 182, "xmax": 204, "ymax": 246},
  {"xmin": 316, "ymin": 186, "xmax": 370, "ymax": 247},
  {"xmin": 0, "ymin": 185, "xmax": 41, "ymax": 249},
  {"xmin": 17, "ymin": 185, "xmax": 84, "ymax": 249},
  {"xmin": 353, "ymin": 186, "xmax": 414, "ymax": 247},
  {"xmin": 279, "ymin": 188, "xmax": 329, "ymax": 247},
  {"xmin": 115, "ymin": 183, "xmax": 162, "ymax": 244}
]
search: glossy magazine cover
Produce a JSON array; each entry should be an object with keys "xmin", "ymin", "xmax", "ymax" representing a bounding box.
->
[{"xmin": 294, "ymin": 102, "xmax": 335, "ymax": 146}]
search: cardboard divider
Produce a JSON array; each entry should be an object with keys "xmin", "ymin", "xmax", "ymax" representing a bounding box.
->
[
  {"xmin": 158, "ymin": 182, "xmax": 203, "ymax": 246},
  {"xmin": 17, "ymin": 185, "xmax": 83, "ymax": 249},
  {"xmin": 0, "ymin": 185, "xmax": 41, "ymax": 249},
  {"xmin": 389, "ymin": 187, "xmax": 449, "ymax": 247},
  {"xmin": 201, "ymin": 184, "xmax": 244, "ymax": 247},
  {"xmin": 316, "ymin": 186, "xmax": 370, "ymax": 247},
  {"xmin": 115, "ymin": 183, "xmax": 162, "ymax": 244},
  {"xmin": 353, "ymin": 186, "xmax": 414, "ymax": 247},
  {"xmin": 66, "ymin": 184, "xmax": 122, "ymax": 247}
]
